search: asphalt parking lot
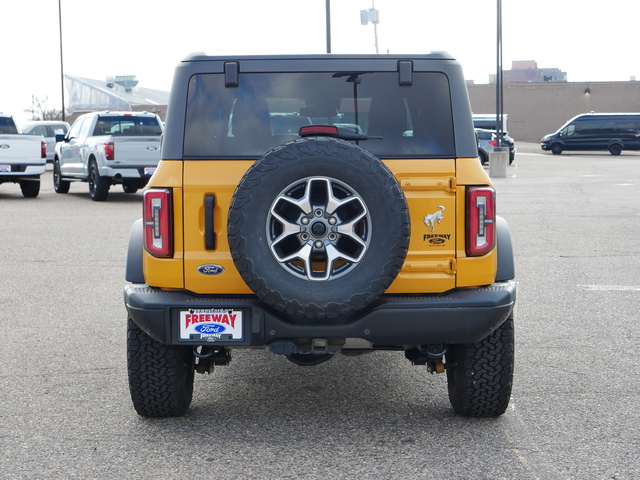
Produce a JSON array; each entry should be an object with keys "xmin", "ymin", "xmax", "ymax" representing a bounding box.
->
[{"xmin": 1, "ymin": 144, "xmax": 639, "ymax": 479}]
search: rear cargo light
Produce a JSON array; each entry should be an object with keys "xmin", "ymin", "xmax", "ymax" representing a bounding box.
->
[
  {"xmin": 41, "ymin": 141, "xmax": 47, "ymax": 159},
  {"xmin": 466, "ymin": 187, "xmax": 496, "ymax": 256},
  {"xmin": 143, "ymin": 189, "xmax": 173, "ymax": 257},
  {"xmin": 104, "ymin": 142, "xmax": 115, "ymax": 160}
]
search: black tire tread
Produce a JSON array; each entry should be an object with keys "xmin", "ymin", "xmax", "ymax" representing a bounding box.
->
[
  {"xmin": 446, "ymin": 315, "xmax": 514, "ymax": 417},
  {"xmin": 127, "ymin": 317, "xmax": 194, "ymax": 417}
]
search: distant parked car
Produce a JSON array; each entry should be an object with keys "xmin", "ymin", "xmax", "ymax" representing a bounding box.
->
[
  {"xmin": 21, "ymin": 121, "xmax": 70, "ymax": 163},
  {"xmin": 476, "ymin": 128, "xmax": 516, "ymax": 165}
]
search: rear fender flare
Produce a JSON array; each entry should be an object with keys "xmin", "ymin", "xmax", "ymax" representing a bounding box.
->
[
  {"xmin": 495, "ymin": 216, "xmax": 515, "ymax": 281},
  {"xmin": 125, "ymin": 218, "xmax": 145, "ymax": 283}
]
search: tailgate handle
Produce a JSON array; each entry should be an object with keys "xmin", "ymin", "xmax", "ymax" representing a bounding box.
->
[{"xmin": 204, "ymin": 194, "xmax": 216, "ymax": 250}]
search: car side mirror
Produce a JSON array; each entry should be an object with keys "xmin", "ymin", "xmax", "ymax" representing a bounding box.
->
[{"xmin": 55, "ymin": 133, "xmax": 68, "ymax": 143}]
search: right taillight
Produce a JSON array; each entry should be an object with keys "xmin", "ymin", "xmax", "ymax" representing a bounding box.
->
[
  {"xmin": 143, "ymin": 188, "xmax": 173, "ymax": 257},
  {"xmin": 466, "ymin": 187, "xmax": 496, "ymax": 256}
]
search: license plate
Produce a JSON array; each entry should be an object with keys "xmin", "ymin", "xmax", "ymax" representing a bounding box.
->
[
  {"xmin": 179, "ymin": 309, "xmax": 243, "ymax": 341},
  {"xmin": 0, "ymin": 165, "xmax": 10, "ymax": 172},
  {"xmin": 144, "ymin": 167, "xmax": 156, "ymax": 176}
]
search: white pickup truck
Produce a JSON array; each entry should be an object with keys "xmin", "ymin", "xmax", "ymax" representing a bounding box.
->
[
  {"xmin": 53, "ymin": 111, "xmax": 163, "ymax": 201},
  {"xmin": 0, "ymin": 114, "xmax": 47, "ymax": 198}
]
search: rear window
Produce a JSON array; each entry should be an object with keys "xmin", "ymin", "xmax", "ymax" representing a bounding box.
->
[
  {"xmin": 184, "ymin": 72, "xmax": 454, "ymax": 158},
  {"xmin": 93, "ymin": 116, "xmax": 162, "ymax": 136},
  {"xmin": 0, "ymin": 117, "xmax": 19, "ymax": 135}
]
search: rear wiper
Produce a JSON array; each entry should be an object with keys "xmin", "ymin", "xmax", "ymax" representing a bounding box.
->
[{"xmin": 299, "ymin": 125, "xmax": 382, "ymax": 141}]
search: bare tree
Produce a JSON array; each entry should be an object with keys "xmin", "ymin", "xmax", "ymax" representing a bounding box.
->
[{"xmin": 24, "ymin": 95, "xmax": 63, "ymax": 121}]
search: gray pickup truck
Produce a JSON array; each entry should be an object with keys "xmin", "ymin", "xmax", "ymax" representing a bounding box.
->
[{"xmin": 53, "ymin": 111, "xmax": 163, "ymax": 201}]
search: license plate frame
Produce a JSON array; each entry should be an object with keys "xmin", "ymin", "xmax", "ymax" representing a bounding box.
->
[{"xmin": 179, "ymin": 308, "xmax": 243, "ymax": 342}]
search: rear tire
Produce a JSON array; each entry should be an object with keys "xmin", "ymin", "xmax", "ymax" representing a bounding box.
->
[
  {"xmin": 127, "ymin": 317, "xmax": 194, "ymax": 417},
  {"xmin": 123, "ymin": 182, "xmax": 139, "ymax": 194},
  {"xmin": 19, "ymin": 179, "xmax": 40, "ymax": 198},
  {"xmin": 53, "ymin": 159, "xmax": 70, "ymax": 194},
  {"xmin": 88, "ymin": 161, "xmax": 109, "ymax": 201},
  {"xmin": 446, "ymin": 315, "xmax": 514, "ymax": 417},
  {"xmin": 609, "ymin": 144, "xmax": 622, "ymax": 155}
]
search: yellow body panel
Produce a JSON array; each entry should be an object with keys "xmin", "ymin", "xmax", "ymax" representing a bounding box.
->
[{"xmin": 143, "ymin": 157, "xmax": 498, "ymax": 294}]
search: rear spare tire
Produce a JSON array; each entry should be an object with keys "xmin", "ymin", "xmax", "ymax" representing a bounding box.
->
[{"xmin": 228, "ymin": 137, "xmax": 410, "ymax": 320}]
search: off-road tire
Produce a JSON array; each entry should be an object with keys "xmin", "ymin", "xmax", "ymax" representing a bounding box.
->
[
  {"xmin": 88, "ymin": 161, "xmax": 109, "ymax": 201},
  {"xmin": 19, "ymin": 179, "xmax": 40, "ymax": 198},
  {"xmin": 127, "ymin": 317, "xmax": 194, "ymax": 417},
  {"xmin": 446, "ymin": 315, "xmax": 514, "ymax": 417},
  {"xmin": 53, "ymin": 159, "xmax": 70, "ymax": 194},
  {"xmin": 228, "ymin": 136, "xmax": 410, "ymax": 320}
]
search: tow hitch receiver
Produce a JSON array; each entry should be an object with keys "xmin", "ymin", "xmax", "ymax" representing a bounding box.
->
[{"xmin": 405, "ymin": 345, "xmax": 448, "ymax": 373}]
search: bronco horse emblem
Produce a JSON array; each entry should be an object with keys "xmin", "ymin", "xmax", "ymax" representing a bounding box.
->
[{"xmin": 424, "ymin": 206, "xmax": 445, "ymax": 232}]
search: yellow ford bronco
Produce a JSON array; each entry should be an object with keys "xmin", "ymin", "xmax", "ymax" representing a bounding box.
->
[{"xmin": 124, "ymin": 53, "xmax": 516, "ymax": 418}]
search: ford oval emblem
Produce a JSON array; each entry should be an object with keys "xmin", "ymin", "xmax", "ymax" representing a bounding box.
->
[
  {"xmin": 195, "ymin": 324, "xmax": 226, "ymax": 334},
  {"xmin": 198, "ymin": 264, "xmax": 225, "ymax": 276},
  {"xmin": 0, "ymin": 144, "xmax": 10, "ymax": 149},
  {"xmin": 429, "ymin": 238, "xmax": 446, "ymax": 245}
]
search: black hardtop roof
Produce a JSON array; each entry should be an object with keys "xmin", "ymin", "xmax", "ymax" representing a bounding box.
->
[
  {"xmin": 182, "ymin": 52, "xmax": 455, "ymax": 62},
  {"xmin": 177, "ymin": 53, "xmax": 459, "ymax": 74}
]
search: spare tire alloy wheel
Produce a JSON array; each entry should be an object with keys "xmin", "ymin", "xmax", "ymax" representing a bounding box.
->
[
  {"xmin": 228, "ymin": 137, "xmax": 410, "ymax": 320},
  {"xmin": 268, "ymin": 176, "xmax": 370, "ymax": 282}
]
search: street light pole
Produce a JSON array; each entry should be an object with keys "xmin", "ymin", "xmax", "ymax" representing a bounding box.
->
[
  {"xmin": 489, "ymin": 0, "xmax": 507, "ymax": 178},
  {"xmin": 495, "ymin": 0, "xmax": 503, "ymax": 149},
  {"xmin": 326, "ymin": 0, "xmax": 331, "ymax": 53},
  {"xmin": 58, "ymin": 0, "xmax": 65, "ymax": 121}
]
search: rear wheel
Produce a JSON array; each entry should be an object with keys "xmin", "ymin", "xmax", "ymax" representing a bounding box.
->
[
  {"xmin": 88, "ymin": 161, "xmax": 109, "ymax": 201},
  {"xmin": 19, "ymin": 179, "xmax": 40, "ymax": 198},
  {"xmin": 123, "ymin": 181, "xmax": 139, "ymax": 194},
  {"xmin": 53, "ymin": 159, "xmax": 70, "ymax": 194},
  {"xmin": 609, "ymin": 144, "xmax": 622, "ymax": 155},
  {"xmin": 446, "ymin": 315, "xmax": 514, "ymax": 417},
  {"xmin": 127, "ymin": 317, "xmax": 194, "ymax": 417}
]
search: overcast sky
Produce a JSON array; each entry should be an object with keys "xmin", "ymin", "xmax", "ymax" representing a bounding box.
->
[{"xmin": 3, "ymin": 0, "xmax": 639, "ymax": 124}]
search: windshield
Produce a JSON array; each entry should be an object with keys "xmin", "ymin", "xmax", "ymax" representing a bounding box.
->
[{"xmin": 184, "ymin": 71, "xmax": 455, "ymax": 158}]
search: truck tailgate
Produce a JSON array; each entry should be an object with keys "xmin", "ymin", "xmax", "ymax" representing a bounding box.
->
[
  {"xmin": 113, "ymin": 137, "xmax": 161, "ymax": 166},
  {"xmin": 0, "ymin": 135, "xmax": 45, "ymax": 165}
]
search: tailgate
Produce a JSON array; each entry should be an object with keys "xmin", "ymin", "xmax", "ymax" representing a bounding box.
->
[
  {"xmin": 181, "ymin": 158, "xmax": 457, "ymax": 295},
  {"xmin": 113, "ymin": 137, "xmax": 161, "ymax": 166},
  {"xmin": 0, "ymin": 135, "xmax": 45, "ymax": 165}
]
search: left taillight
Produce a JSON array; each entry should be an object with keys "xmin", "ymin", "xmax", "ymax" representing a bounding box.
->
[
  {"xmin": 143, "ymin": 188, "xmax": 173, "ymax": 257},
  {"xmin": 104, "ymin": 142, "xmax": 115, "ymax": 160},
  {"xmin": 466, "ymin": 187, "xmax": 496, "ymax": 256},
  {"xmin": 41, "ymin": 141, "xmax": 47, "ymax": 159}
]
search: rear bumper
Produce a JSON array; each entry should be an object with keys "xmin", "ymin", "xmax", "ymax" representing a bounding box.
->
[
  {"xmin": 124, "ymin": 281, "xmax": 516, "ymax": 347},
  {"xmin": 99, "ymin": 165, "xmax": 157, "ymax": 179}
]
